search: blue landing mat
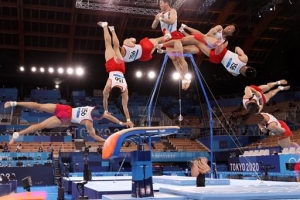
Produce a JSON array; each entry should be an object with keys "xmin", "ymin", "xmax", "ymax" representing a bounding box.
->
[
  {"xmin": 63, "ymin": 176, "xmax": 132, "ymax": 194},
  {"xmin": 102, "ymin": 192, "xmax": 186, "ymax": 200},
  {"xmin": 160, "ymin": 180, "xmax": 300, "ymax": 200},
  {"xmin": 153, "ymin": 176, "xmax": 230, "ymax": 186},
  {"xmin": 72, "ymin": 180, "xmax": 161, "ymax": 199}
]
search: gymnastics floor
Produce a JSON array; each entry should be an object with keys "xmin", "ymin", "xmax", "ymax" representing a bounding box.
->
[
  {"xmin": 68, "ymin": 176, "xmax": 300, "ymax": 200},
  {"xmin": 63, "ymin": 176, "xmax": 132, "ymax": 194},
  {"xmin": 5, "ymin": 176, "xmax": 300, "ymax": 200}
]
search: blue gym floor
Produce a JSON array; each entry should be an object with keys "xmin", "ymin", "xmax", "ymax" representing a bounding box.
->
[{"xmin": 14, "ymin": 178, "xmax": 300, "ymax": 200}]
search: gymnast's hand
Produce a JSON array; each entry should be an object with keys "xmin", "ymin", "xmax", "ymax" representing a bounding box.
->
[
  {"xmin": 124, "ymin": 121, "xmax": 135, "ymax": 128},
  {"xmin": 155, "ymin": 13, "xmax": 162, "ymax": 21}
]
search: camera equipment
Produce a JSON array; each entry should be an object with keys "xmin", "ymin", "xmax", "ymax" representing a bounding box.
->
[
  {"xmin": 97, "ymin": 146, "xmax": 102, "ymax": 155},
  {"xmin": 63, "ymin": 163, "xmax": 70, "ymax": 178},
  {"xmin": 84, "ymin": 145, "xmax": 91, "ymax": 156},
  {"xmin": 212, "ymin": 163, "xmax": 217, "ymax": 179},
  {"xmin": 260, "ymin": 162, "xmax": 275, "ymax": 179}
]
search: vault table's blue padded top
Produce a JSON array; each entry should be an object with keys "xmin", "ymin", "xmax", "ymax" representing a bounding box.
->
[{"xmin": 102, "ymin": 126, "xmax": 180, "ymax": 159}]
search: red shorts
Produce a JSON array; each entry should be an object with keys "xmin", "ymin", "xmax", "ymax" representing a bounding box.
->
[
  {"xmin": 139, "ymin": 37, "xmax": 154, "ymax": 62},
  {"xmin": 209, "ymin": 47, "xmax": 227, "ymax": 64},
  {"xmin": 192, "ymin": 34, "xmax": 204, "ymax": 55},
  {"xmin": 105, "ymin": 57, "xmax": 126, "ymax": 74},
  {"xmin": 249, "ymin": 85, "xmax": 267, "ymax": 103},
  {"xmin": 54, "ymin": 104, "xmax": 72, "ymax": 123},
  {"xmin": 163, "ymin": 31, "xmax": 185, "ymax": 48},
  {"xmin": 192, "ymin": 33, "xmax": 203, "ymax": 42},
  {"xmin": 170, "ymin": 31, "xmax": 184, "ymax": 40},
  {"xmin": 279, "ymin": 120, "xmax": 292, "ymax": 137},
  {"xmin": 163, "ymin": 30, "xmax": 185, "ymax": 41}
]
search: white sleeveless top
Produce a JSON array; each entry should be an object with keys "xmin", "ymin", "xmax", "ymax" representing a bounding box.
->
[
  {"xmin": 109, "ymin": 71, "xmax": 127, "ymax": 92},
  {"xmin": 261, "ymin": 112, "xmax": 280, "ymax": 128},
  {"xmin": 71, "ymin": 106, "xmax": 94, "ymax": 124},
  {"xmin": 122, "ymin": 44, "xmax": 142, "ymax": 62},
  {"xmin": 214, "ymin": 30, "xmax": 226, "ymax": 44},
  {"xmin": 221, "ymin": 50, "xmax": 246, "ymax": 75},
  {"xmin": 242, "ymin": 94, "xmax": 260, "ymax": 109},
  {"xmin": 159, "ymin": 11, "xmax": 177, "ymax": 33}
]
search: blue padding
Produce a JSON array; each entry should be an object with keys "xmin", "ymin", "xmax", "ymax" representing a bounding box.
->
[
  {"xmin": 23, "ymin": 136, "xmax": 34, "ymax": 142},
  {"xmin": 112, "ymin": 127, "xmax": 179, "ymax": 158},
  {"xmin": 64, "ymin": 136, "xmax": 72, "ymax": 142},
  {"xmin": 50, "ymin": 136, "xmax": 64, "ymax": 142},
  {"xmin": 30, "ymin": 89, "xmax": 61, "ymax": 100},
  {"xmin": 0, "ymin": 136, "xmax": 72, "ymax": 142},
  {"xmin": 0, "ymin": 136, "xmax": 9, "ymax": 142},
  {"xmin": 34, "ymin": 136, "xmax": 51, "ymax": 142}
]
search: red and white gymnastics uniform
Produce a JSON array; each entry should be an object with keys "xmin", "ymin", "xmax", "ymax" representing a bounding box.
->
[
  {"xmin": 122, "ymin": 38, "xmax": 154, "ymax": 62},
  {"xmin": 105, "ymin": 58, "xmax": 127, "ymax": 92}
]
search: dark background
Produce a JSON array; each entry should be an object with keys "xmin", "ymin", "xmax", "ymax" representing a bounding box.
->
[{"xmin": 0, "ymin": 0, "xmax": 299, "ymax": 100}]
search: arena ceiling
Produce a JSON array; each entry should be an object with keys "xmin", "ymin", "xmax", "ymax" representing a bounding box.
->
[{"xmin": 0, "ymin": 0, "xmax": 300, "ymax": 97}]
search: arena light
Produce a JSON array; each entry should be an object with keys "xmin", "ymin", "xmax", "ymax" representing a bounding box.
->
[
  {"xmin": 58, "ymin": 67, "xmax": 64, "ymax": 74},
  {"xmin": 148, "ymin": 71, "xmax": 156, "ymax": 79},
  {"xmin": 40, "ymin": 67, "xmax": 45, "ymax": 73},
  {"xmin": 48, "ymin": 67, "xmax": 54, "ymax": 73},
  {"xmin": 136, "ymin": 71, "xmax": 142, "ymax": 78},
  {"xmin": 76, "ymin": 67, "xmax": 84, "ymax": 76},
  {"xmin": 20, "ymin": 66, "xmax": 25, "ymax": 72},
  {"xmin": 31, "ymin": 67, "xmax": 36, "ymax": 72},
  {"xmin": 172, "ymin": 72, "xmax": 180, "ymax": 80},
  {"xmin": 67, "ymin": 67, "xmax": 74, "ymax": 75},
  {"xmin": 184, "ymin": 73, "xmax": 192, "ymax": 80}
]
